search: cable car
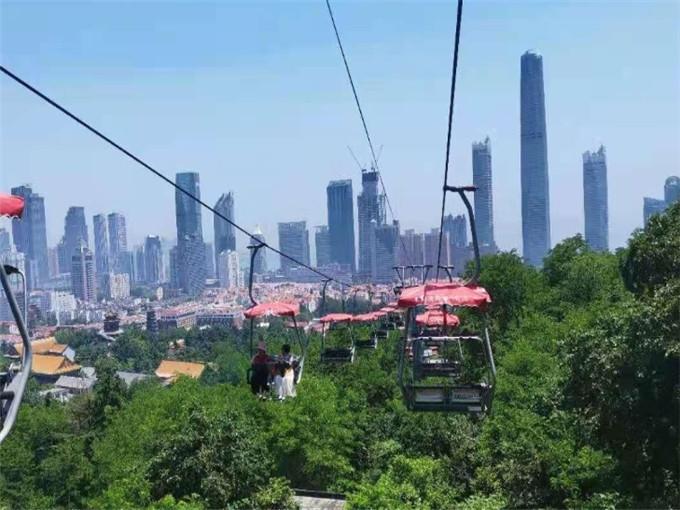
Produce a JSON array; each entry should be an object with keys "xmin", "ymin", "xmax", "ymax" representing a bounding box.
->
[
  {"xmin": 351, "ymin": 312, "xmax": 380, "ymax": 350},
  {"xmin": 243, "ymin": 301, "xmax": 306, "ymax": 399},
  {"xmin": 0, "ymin": 192, "xmax": 31, "ymax": 445},
  {"xmin": 397, "ymin": 283, "xmax": 495, "ymax": 414},
  {"xmin": 319, "ymin": 313, "xmax": 355, "ymax": 363}
]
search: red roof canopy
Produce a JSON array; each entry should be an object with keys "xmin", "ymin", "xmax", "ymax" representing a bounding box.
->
[
  {"xmin": 0, "ymin": 193, "xmax": 24, "ymax": 218},
  {"xmin": 380, "ymin": 305, "xmax": 398, "ymax": 313},
  {"xmin": 398, "ymin": 282, "xmax": 491, "ymax": 309},
  {"xmin": 351, "ymin": 312, "xmax": 378, "ymax": 323},
  {"xmin": 244, "ymin": 302, "xmax": 299, "ymax": 319},
  {"xmin": 415, "ymin": 310, "xmax": 461, "ymax": 327},
  {"xmin": 319, "ymin": 313, "xmax": 353, "ymax": 324}
]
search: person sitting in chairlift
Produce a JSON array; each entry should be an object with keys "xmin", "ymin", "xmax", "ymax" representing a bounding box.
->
[
  {"xmin": 250, "ymin": 338, "xmax": 270, "ymax": 398},
  {"xmin": 274, "ymin": 344, "xmax": 298, "ymax": 400}
]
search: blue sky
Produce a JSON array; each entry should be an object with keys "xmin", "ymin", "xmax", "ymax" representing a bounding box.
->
[{"xmin": 1, "ymin": 0, "xmax": 678, "ymax": 264}]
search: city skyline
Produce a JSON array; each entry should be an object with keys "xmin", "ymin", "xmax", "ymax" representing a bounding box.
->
[{"xmin": 1, "ymin": 2, "xmax": 679, "ymax": 263}]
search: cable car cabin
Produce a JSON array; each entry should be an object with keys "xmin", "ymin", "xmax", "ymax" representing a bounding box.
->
[
  {"xmin": 351, "ymin": 312, "xmax": 379, "ymax": 350},
  {"xmin": 397, "ymin": 282, "xmax": 496, "ymax": 415},
  {"xmin": 319, "ymin": 313, "xmax": 355, "ymax": 363},
  {"xmin": 243, "ymin": 301, "xmax": 306, "ymax": 400}
]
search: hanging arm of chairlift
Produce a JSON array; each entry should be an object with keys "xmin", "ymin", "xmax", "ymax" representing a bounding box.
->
[{"xmin": 443, "ymin": 185, "xmax": 481, "ymax": 284}]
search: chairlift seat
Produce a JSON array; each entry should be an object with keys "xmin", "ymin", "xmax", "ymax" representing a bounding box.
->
[
  {"xmin": 355, "ymin": 337, "xmax": 377, "ymax": 349},
  {"xmin": 405, "ymin": 383, "xmax": 491, "ymax": 413},
  {"xmin": 321, "ymin": 346, "xmax": 355, "ymax": 363}
]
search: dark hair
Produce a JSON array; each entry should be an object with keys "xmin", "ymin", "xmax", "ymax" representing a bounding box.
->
[{"xmin": 282, "ymin": 344, "xmax": 291, "ymax": 354}]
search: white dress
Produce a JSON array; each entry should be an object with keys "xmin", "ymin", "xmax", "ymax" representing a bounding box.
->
[{"xmin": 274, "ymin": 354, "xmax": 297, "ymax": 399}]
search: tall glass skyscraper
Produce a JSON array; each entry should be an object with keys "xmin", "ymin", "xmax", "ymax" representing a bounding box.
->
[
  {"xmin": 315, "ymin": 225, "xmax": 331, "ymax": 267},
  {"xmin": 520, "ymin": 50, "xmax": 551, "ymax": 266},
  {"xmin": 643, "ymin": 197, "xmax": 667, "ymax": 225},
  {"xmin": 665, "ymin": 176, "xmax": 680, "ymax": 206},
  {"xmin": 326, "ymin": 180, "xmax": 356, "ymax": 272},
  {"xmin": 472, "ymin": 137, "xmax": 495, "ymax": 250},
  {"xmin": 10, "ymin": 185, "xmax": 50, "ymax": 286},
  {"xmin": 144, "ymin": 235, "xmax": 163, "ymax": 284},
  {"xmin": 357, "ymin": 169, "xmax": 385, "ymax": 281},
  {"xmin": 175, "ymin": 172, "xmax": 205, "ymax": 296},
  {"xmin": 250, "ymin": 226, "xmax": 267, "ymax": 275},
  {"xmin": 582, "ymin": 146, "xmax": 609, "ymax": 252},
  {"xmin": 214, "ymin": 192, "xmax": 236, "ymax": 280},
  {"xmin": 64, "ymin": 206, "xmax": 89, "ymax": 264},
  {"xmin": 93, "ymin": 214, "xmax": 110, "ymax": 275},
  {"xmin": 278, "ymin": 221, "xmax": 310, "ymax": 275},
  {"xmin": 107, "ymin": 212, "xmax": 127, "ymax": 271}
]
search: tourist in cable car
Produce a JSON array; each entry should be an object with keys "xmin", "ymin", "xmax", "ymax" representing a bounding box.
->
[
  {"xmin": 250, "ymin": 338, "xmax": 271, "ymax": 398},
  {"xmin": 274, "ymin": 344, "xmax": 298, "ymax": 400}
]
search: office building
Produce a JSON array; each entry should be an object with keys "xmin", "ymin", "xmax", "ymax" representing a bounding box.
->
[
  {"xmin": 374, "ymin": 221, "xmax": 399, "ymax": 283},
  {"xmin": 398, "ymin": 229, "xmax": 424, "ymax": 267},
  {"xmin": 135, "ymin": 246, "xmax": 146, "ymax": 283},
  {"xmin": 10, "ymin": 185, "xmax": 49, "ymax": 286},
  {"xmin": 144, "ymin": 235, "xmax": 163, "ymax": 284},
  {"xmin": 218, "ymin": 250, "xmax": 241, "ymax": 289},
  {"xmin": 520, "ymin": 50, "xmax": 551, "ymax": 266},
  {"xmin": 315, "ymin": 225, "xmax": 332, "ymax": 267},
  {"xmin": 107, "ymin": 212, "xmax": 127, "ymax": 271},
  {"xmin": 357, "ymin": 169, "xmax": 386, "ymax": 280},
  {"xmin": 204, "ymin": 242, "xmax": 215, "ymax": 279},
  {"xmin": 250, "ymin": 226, "xmax": 267, "ymax": 275},
  {"xmin": 214, "ymin": 192, "xmax": 236, "ymax": 279},
  {"xmin": 472, "ymin": 138, "xmax": 495, "ymax": 250},
  {"xmin": 326, "ymin": 179, "xmax": 356, "ymax": 271},
  {"xmin": 93, "ymin": 214, "xmax": 110, "ymax": 276},
  {"xmin": 103, "ymin": 273, "xmax": 130, "ymax": 300},
  {"xmin": 665, "ymin": 176, "xmax": 680, "ymax": 206},
  {"xmin": 278, "ymin": 221, "xmax": 310, "ymax": 275},
  {"xmin": 643, "ymin": 197, "xmax": 667, "ymax": 225},
  {"xmin": 582, "ymin": 146, "xmax": 609, "ymax": 251},
  {"xmin": 423, "ymin": 228, "xmax": 449, "ymax": 268},
  {"xmin": 175, "ymin": 172, "xmax": 205, "ymax": 296},
  {"xmin": 71, "ymin": 244, "xmax": 95, "ymax": 302}
]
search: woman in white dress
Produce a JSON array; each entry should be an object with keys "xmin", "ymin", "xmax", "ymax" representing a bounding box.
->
[{"xmin": 274, "ymin": 344, "xmax": 298, "ymax": 400}]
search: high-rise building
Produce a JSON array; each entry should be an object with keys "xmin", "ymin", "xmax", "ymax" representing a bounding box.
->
[
  {"xmin": 64, "ymin": 206, "xmax": 89, "ymax": 264},
  {"xmin": 119, "ymin": 251, "xmax": 136, "ymax": 285},
  {"xmin": 103, "ymin": 273, "xmax": 130, "ymax": 300},
  {"xmin": 643, "ymin": 197, "xmax": 667, "ymax": 225},
  {"xmin": 326, "ymin": 180, "xmax": 356, "ymax": 272},
  {"xmin": 107, "ymin": 212, "xmax": 127, "ymax": 271},
  {"xmin": 250, "ymin": 226, "xmax": 267, "ymax": 275},
  {"xmin": 472, "ymin": 138, "xmax": 495, "ymax": 250},
  {"xmin": 71, "ymin": 244, "xmax": 95, "ymax": 302},
  {"xmin": 144, "ymin": 236, "xmax": 163, "ymax": 284},
  {"xmin": 134, "ymin": 246, "xmax": 146, "ymax": 283},
  {"xmin": 0, "ymin": 250, "xmax": 26, "ymax": 321},
  {"xmin": 520, "ymin": 50, "xmax": 551, "ymax": 266},
  {"xmin": 204, "ymin": 242, "xmax": 216, "ymax": 279},
  {"xmin": 175, "ymin": 172, "xmax": 205, "ymax": 296},
  {"xmin": 56, "ymin": 238, "xmax": 70, "ymax": 274},
  {"xmin": 93, "ymin": 214, "xmax": 110, "ymax": 275},
  {"xmin": 582, "ymin": 146, "xmax": 609, "ymax": 251},
  {"xmin": 443, "ymin": 214, "xmax": 470, "ymax": 275},
  {"xmin": 0, "ymin": 229, "xmax": 10, "ymax": 253},
  {"xmin": 278, "ymin": 221, "xmax": 310, "ymax": 275},
  {"xmin": 665, "ymin": 176, "xmax": 680, "ymax": 206},
  {"xmin": 315, "ymin": 226, "xmax": 332, "ymax": 267},
  {"xmin": 374, "ymin": 221, "xmax": 399, "ymax": 283},
  {"xmin": 218, "ymin": 250, "xmax": 241, "ymax": 289},
  {"xmin": 423, "ymin": 228, "xmax": 449, "ymax": 268},
  {"xmin": 169, "ymin": 246, "xmax": 180, "ymax": 289},
  {"xmin": 214, "ymin": 192, "xmax": 236, "ymax": 280},
  {"xmin": 398, "ymin": 229, "xmax": 424, "ymax": 267},
  {"xmin": 357, "ymin": 169, "xmax": 386, "ymax": 280},
  {"xmin": 11, "ymin": 185, "xmax": 50, "ymax": 285}
]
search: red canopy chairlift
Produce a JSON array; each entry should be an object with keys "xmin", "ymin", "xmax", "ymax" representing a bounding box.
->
[
  {"xmin": 351, "ymin": 312, "xmax": 381, "ymax": 350},
  {"xmin": 319, "ymin": 313, "xmax": 356, "ymax": 363},
  {"xmin": 0, "ymin": 193, "xmax": 30, "ymax": 444}
]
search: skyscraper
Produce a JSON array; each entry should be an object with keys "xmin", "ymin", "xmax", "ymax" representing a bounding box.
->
[
  {"xmin": 357, "ymin": 169, "xmax": 385, "ymax": 280},
  {"xmin": 398, "ymin": 229, "xmax": 424, "ymax": 267},
  {"xmin": 643, "ymin": 197, "xmax": 667, "ymax": 225},
  {"xmin": 520, "ymin": 50, "xmax": 551, "ymax": 266},
  {"xmin": 326, "ymin": 180, "xmax": 356, "ymax": 272},
  {"xmin": 175, "ymin": 172, "xmax": 205, "ymax": 296},
  {"xmin": 64, "ymin": 206, "xmax": 88, "ymax": 264},
  {"xmin": 135, "ymin": 246, "xmax": 146, "ymax": 284},
  {"xmin": 665, "ymin": 176, "xmax": 680, "ymax": 206},
  {"xmin": 214, "ymin": 192, "xmax": 236, "ymax": 279},
  {"xmin": 443, "ymin": 214, "xmax": 469, "ymax": 275},
  {"xmin": 423, "ymin": 228, "xmax": 449, "ymax": 268},
  {"xmin": 11, "ymin": 185, "xmax": 49, "ymax": 285},
  {"xmin": 582, "ymin": 146, "xmax": 609, "ymax": 252},
  {"xmin": 218, "ymin": 250, "xmax": 241, "ymax": 289},
  {"xmin": 107, "ymin": 212, "xmax": 127, "ymax": 271},
  {"xmin": 278, "ymin": 221, "xmax": 310, "ymax": 275},
  {"xmin": 315, "ymin": 226, "xmax": 332, "ymax": 267},
  {"xmin": 250, "ymin": 226, "xmax": 267, "ymax": 275},
  {"xmin": 71, "ymin": 244, "xmax": 95, "ymax": 302},
  {"xmin": 93, "ymin": 214, "xmax": 110, "ymax": 275},
  {"xmin": 144, "ymin": 235, "xmax": 163, "ymax": 284},
  {"xmin": 374, "ymin": 221, "xmax": 400, "ymax": 283},
  {"xmin": 204, "ymin": 242, "xmax": 216, "ymax": 279},
  {"xmin": 472, "ymin": 138, "xmax": 495, "ymax": 250}
]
